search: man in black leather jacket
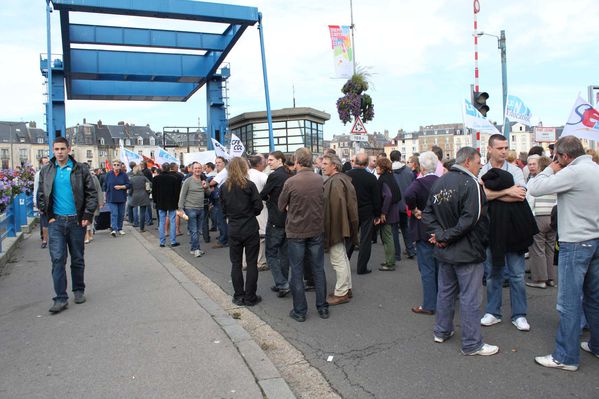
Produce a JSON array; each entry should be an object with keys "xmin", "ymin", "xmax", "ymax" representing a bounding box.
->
[
  {"xmin": 37, "ymin": 137, "xmax": 98, "ymax": 313},
  {"xmin": 422, "ymin": 146, "xmax": 498, "ymax": 356}
]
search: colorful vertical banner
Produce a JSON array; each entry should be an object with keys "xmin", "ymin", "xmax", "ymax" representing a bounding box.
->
[
  {"xmin": 328, "ymin": 25, "xmax": 353, "ymax": 79},
  {"xmin": 561, "ymin": 95, "xmax": 599, "ymax": 140},
  {"xmin": 505, "ymin": 94, "xmax": 533, "ymax": 126}
]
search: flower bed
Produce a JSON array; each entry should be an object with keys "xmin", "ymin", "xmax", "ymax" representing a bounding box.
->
[{"xmin": 0, "ymin": 166, "xmax": 35, "ymax": 214}]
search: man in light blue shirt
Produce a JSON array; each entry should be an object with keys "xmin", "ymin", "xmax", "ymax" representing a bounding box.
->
[{"xmin": 37, "ymin": 137, "xmax": 97, "ymax": 314}]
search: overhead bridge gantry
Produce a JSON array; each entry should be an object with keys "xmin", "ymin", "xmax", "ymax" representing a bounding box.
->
[{"xmin": 41, "ymin": 0, "xmax": 275, "ymax": 153}]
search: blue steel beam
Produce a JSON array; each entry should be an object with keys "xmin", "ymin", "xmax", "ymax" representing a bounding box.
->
[
  {"xmin": 51, "ymin": 0, "xmax": 259, "ymax": 25},
  {"xmin": 69, "ymin": 49, "xmax": 214, "ymax": 82},
  {"xmin": 70, "ymin": 24, "xmax": 228, "ymax": 51},
  {"xmin": 202, "ymin": 23, "xmax": 246, "ymax": 78},
  {"xmin": 70, "ymin": 80, "xmax": 198, "ymax": 101}
]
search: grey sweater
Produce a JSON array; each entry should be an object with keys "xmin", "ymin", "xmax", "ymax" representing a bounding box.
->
[
  {"xmin": 178, "ymin": 176, "xmax": 205, "ymax": 210},
  {"xmin": 527, "ymin": 155, "xmax": 599, "ymax": 242}
]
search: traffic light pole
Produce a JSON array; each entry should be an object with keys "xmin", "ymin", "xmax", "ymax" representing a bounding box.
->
[{"xmin": 499, "ymin": 30, "xmax": 509, "ymax": 143}]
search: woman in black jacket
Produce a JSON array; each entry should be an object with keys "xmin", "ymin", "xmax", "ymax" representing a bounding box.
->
[{"xmin": 220, "ymin": 157, "xmax": 264, "ymax": 306}]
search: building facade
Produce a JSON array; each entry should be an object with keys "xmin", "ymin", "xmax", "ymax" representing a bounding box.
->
[{"xmin": 229, "ymin": 107, "xmax": 330, "ymax": 155}]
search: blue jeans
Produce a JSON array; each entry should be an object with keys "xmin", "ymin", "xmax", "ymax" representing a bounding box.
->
[
  {"xmin": 127, "ymin": 203, "xmax": 139, "ymax": 226},
  {"xmin": 288, "ymin": 234, "xmax": 328, "ymax": 316},
  {"xmin": 48, "ymin": 216, "xmax": 86, "ymax": 301},
  {"xmin": 184, "ymin": 208, "xmax": 204, "ymax": 251},
  {"xmin": 159, "ymin": 209, "xmax": 177, "ymax": 245},
  {"xmin": 485, "ymin": 251, "xmax": 527, "ymax": 320},
  {"xmin": 202, "ymin": 206, "xmax": 210, "ymax": 242},
  {"xmin": 266, "ymin": 224, "xmax": 289, "ymax": 290},
  {"xmin": 552, "ymin": 239, "xmax": 599, "ymax": 366},
  {"xmin": 137, "ymin": 206, "xmax": 147, "ymax": 231},
  {"xmin": 108, "ymin": 202, "xmax": 126, "ymax": 232},
  {"xmin": 145, "ymin": 204, "xmax": 153, "ymax": 224},
  {"xmin": 212, "ymin": 203, "xmax": 228, "ymax": 245},
  {"xmin": 434, "ymin": 261, "xmax": 484, "ymax": 354},
  {"xmin": 416, "ymin": 241, "xmax": 439, "ymax": 311}
]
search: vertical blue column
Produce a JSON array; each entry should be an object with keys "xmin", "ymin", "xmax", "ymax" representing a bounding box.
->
[
  {"xmin": 257, "ymin": 13, "xmax": 274, "ymax": 152},
  {"xmin": 206, "ymin": 70, "xmax": 229, "ymax": 149}
]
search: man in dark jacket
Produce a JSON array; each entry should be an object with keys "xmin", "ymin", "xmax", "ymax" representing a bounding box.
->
[
  {"xmin": 153, "ymin": 163, "xmax": 182, "ymax": 247},
  {"xmin": 345, "ymin": 153, "xmax": 381, "ymax": 274},
  {"xmin": 37, "ymin": 137, "xmax": 98, "ymax": 313},
  {"xmin": 261, "ymin": 151, "xmax": 291, "ymax": 297},
  {"xmin": 391, "ymin": 150, "xmax": 416, "ymax": 260},
  {"xmin": 423, "ymin": 146, "xmax": 498, "ymax": 356}
]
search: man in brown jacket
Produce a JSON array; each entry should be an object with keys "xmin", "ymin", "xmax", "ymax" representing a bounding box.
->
[
  {"xmin": 279, "ymin": 147, "xmax": 329, "ymax": 322},
  {"xmin": 322, "ymin": 154, "xmax": 359, "ymax": 305}
]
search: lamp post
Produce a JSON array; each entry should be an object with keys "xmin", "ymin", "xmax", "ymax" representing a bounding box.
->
[{"xmin": 476, "ymin": 30, "xmax": 509, "ymax": 141}]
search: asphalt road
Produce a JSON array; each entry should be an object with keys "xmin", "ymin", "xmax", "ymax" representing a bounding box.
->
[{"xmin": 148, "ymin": 222, "xmax": 599, "ymax": 399}]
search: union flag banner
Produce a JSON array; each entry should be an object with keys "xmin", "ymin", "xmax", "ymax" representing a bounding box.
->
[
  {"xmin": 328, "ymin": 25, "xmax": 353, "ymax": 79},
  {"xmin": 561, "ymin": 95, "xmax": 599, "ymax": 141}
]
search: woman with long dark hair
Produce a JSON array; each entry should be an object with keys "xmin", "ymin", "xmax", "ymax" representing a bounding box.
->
[{"xmin": 220, "ymin": 157, "xmax": 264, "ymax": 306}]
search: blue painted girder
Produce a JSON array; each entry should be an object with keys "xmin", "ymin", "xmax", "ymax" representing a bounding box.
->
[
  {"xmin": 69, "ymin": 24, "xmax": 228, "ymax": 51},
  {"xmin": 51, "ymin": 0, "xmax": 259, "ymax": 25},
  {"xmin": 70, "ymin": 80, "xmax": 197, "ymax": 101}
]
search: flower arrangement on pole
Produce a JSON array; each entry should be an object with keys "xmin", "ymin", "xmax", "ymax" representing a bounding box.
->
[{"xmin": 336, "ymin": 72, "xmax": 375, "ymax": 125}]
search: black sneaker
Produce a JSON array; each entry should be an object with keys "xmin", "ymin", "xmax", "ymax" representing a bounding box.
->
[
  {"xmin": 232, "ymin": 297, "xmax": 245, "ymax": 306},
  {"xmin": 171, "ymin": 242, "xmax": 180, "ymax": 247},
  {"xmin": 49, "ymin": 300, "xmax": 68, "ymax": 313},
  {"xmin": 277, "ymin": 288, "xmax": 290, "ymax": 298},
  {"xmin": 318, "ymin": 308, "xmax": 330, "ymax": 319},
  {"xmin": 245, "ymin": 295, "xmax": 262, "ymax": 306},
  {"xmin": 73, "ymin": 291, "xmax": 86, "ymax": 304},
  {"xmin": 270, "ymin": 286, "xmax": 280, "ymax": 292},
  {"xmin": 289, "ymin": 310, "xmax": 306, "ymax": 322}
]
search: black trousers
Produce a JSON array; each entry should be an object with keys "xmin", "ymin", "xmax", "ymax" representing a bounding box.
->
[
  {"xmin": 229, "ymin": 231, "xmax": 260, "ymax": 302},
  {"xmin": 347, "ymin": 216, "xmax": 374, "ymax": 274}
]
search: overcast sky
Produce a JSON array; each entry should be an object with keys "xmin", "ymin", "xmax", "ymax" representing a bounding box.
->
[{"xmin": 1, "ymin": 0, "xmax": 597, "ymax": 139}]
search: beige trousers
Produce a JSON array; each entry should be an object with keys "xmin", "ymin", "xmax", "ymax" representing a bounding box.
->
[{"xmin": 330, "ymin": 242, "xmax": 352, "ymax": 296}]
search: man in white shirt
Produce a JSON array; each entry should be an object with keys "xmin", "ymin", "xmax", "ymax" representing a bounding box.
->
[
  {"xmin": 479, "ymin": 134, "xmax": 530, "ymax": 332},
  {"xmin": 247, "ymin": 155, "xmax": 269, "ymax": 270}
]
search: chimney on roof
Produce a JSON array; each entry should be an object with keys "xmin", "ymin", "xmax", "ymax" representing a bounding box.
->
[
  {"xmin": 97, "ymin": 120, "xmax": 103, "ymax": 127},
  {"xmin": 83, "ymin": 118, "xmax": 86, "ymax": 124},
  {"xmin": 29, "ymin": 121, "xmax": 36, "ymax": 128},
  {"xmin": 118, "ymin": 121, "xmax": 125, "ymax": 126}
]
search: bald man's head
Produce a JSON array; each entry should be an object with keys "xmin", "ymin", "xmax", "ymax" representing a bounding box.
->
[{"xmin": 355, "ymin": 153, "xmax": 368, "ymax": 167}]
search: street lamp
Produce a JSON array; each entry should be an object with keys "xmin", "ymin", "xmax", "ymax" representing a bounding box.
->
[{"xmin": 475, "ymin": 30, "xmax": 509, "ymax": 139}]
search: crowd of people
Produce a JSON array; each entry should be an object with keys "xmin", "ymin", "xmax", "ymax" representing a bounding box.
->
[{"xmin": 34, "ymin": 134, "xmax": 599, "ymax": 372}]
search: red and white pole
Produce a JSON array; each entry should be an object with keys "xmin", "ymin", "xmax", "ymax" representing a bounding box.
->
[{"xmin": 473, "ymin": 0, "xmax": 481, "ymax": 152}]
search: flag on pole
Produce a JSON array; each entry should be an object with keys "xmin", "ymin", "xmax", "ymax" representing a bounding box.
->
[
  {"xmin": 561, "ymin": 95, "xmax": 599, "ymax": 140},
  {"xmin": 462, "ymin": 99, "xmax": 501, "ymax": 134},
  {"xmin": 142, "ymin": 155, "xmax": 157, "ymax": 168},
  {"xmin": 104, "ymin": 159, "xmax": 112, "ymax": 171},
  {"xmin": 328, "ymin": 25, "xmax": 353, "ymax": 79},
  {"xmin": 505, "ymin": 94, "xmax": 533, "ymax": 126},
  {"xmin": 155, "ymin": 147, "xmax": 179, "ymax": 166},
  {"xmin": 119, "ymin": 143, "xmax": 143, "ymax": 171},
  {"xmin": 211, "ymin": 138, "xmax": 231, "ymax": 160},
  {"xmin": 229, "ymin": 134, "xmax": 245, "ymax": 158}
]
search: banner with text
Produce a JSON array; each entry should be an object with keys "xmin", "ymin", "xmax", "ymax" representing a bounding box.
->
[
  {"xmin": 462, "ymin": 99, "xmax": 501, "ymax": 134},
  {"xmin": 155, "ymin": 147, "xmax": 179, "ymax": 166},
  {"xmin": 211, "ymin": 138, "xmax": 231, "ymax": 160},
  {"xmin": 561, "ymin": 95, "xmax": 599, "ymax": 140},
  {"xmin": 328, "ymin": 25, "xmax": 353, "ymax": 79},
  {"xmin": 505, "ymin": 94, "xmax": 533, "ymax": 126},
  {"xmin": 119, "ymin": 144, "xmax": 143, "ymax": 171},
  {"xmin": 229, "ymin": 134, "xmax": 245, "ymax": 158}
]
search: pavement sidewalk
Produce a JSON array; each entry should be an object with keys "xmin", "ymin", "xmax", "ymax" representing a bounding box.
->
[{"xmin": 0, "ymin": 225, "xmax": 293, "ymax": 399}]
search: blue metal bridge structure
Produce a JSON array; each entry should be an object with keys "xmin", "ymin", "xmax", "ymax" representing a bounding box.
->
[{"xmin": 41, "ymin": 0, "xmax": 274, "ymax": 153}]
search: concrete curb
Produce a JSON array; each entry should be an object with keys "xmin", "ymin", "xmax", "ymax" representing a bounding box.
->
[
  {"xmin": 0, "ymin": 217, "xmax": 37, "ymax": 269},
  {"xmin": 131, "ymin": 228, "xmax": 296, "ymax": 399}
]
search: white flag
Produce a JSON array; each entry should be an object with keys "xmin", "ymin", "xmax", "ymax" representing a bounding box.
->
[
  {"xmin": 229, "ymin": 134, "xmax": 245, "ymax": 158},
  {"xmin": 462, "ymin": 99, "xmax": 501, "ymax": 134},
  {"xmin": 211, "ymin": 138, "xmax": 231, "ymax": 160},
  {"xmin": 505, "ymin": 94, "xmax": 533, "ymax": 126},
  {"xmin": 155, "ymin": 147, "xmax": 179, "ymax": 166},
  {"xmin": 561, "ymin": 95, "xmax": 599, "ymax": 141}
]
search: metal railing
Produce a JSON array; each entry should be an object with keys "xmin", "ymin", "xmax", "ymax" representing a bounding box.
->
[{"xmin": 0, "ymin": 193, "xmax": 34, "ymax": 253}]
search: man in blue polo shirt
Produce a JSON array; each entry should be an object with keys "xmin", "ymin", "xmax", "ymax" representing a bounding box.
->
[{"xmin": 37, "ymin": 137, "xmax": 98, "ymax": 314}]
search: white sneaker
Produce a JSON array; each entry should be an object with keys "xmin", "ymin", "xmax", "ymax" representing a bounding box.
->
[
  {"xmin": 433, "ymin": 331, "xmax": 455, "ymax": 343},
  {"xmin": 581, "ymin": 342, "xmax": 599, "ymax": 358},
  {"xmin": 481, "ymin": 313, "xmax": 502, "ymax": 326},
  {"xmin": 119, "ymin": 230, "xmax": 126, "ymax": 235},
  {"xmin": 535, "ymin": 354, "xmax": 578, "ymax": 371},
  {"xmin": 465, "ymin": 343, "xmax": 499, "ymax": 356},
  {"xmin": 194, "ymin": 249, "xmax": 205, "ymax": 258},
  {"xmin": 110, "ymin": 230, "xmax": 117, "ymax": 237},
  {"xmin": 526, "ymin": 281, "xmax": 547, "ymax": 289},
  {"xmin": 512, "ymin": 317, "xmax": 531, "ymax": 331}
]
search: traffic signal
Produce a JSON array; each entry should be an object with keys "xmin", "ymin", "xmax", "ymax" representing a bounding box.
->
[{"xmin": 472, "ymin": 91, "xmax": 490, "ymax": 117}]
